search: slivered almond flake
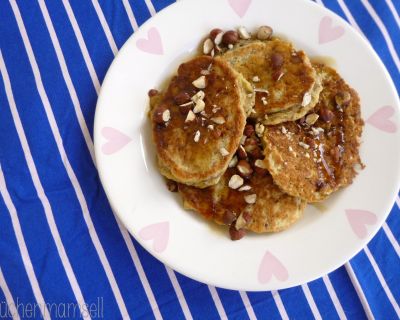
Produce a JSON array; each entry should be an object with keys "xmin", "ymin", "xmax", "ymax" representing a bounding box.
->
[
  {"xmin": 192, "ymin": 76, "xmax": 207, "ymax": 89},
  {"xmin": 207, "ymin": 124, "xmax": 214, "ymax": 130},
  {"xmin": 194, "ymin": 130, "xmax": 201, "ymax": 142},
  {"xmin": 185, "ymin": 110, "xmax": 195, "ymax": 122},
  {"xmin": 254, "ymin": 159, "xmax": 267, "ymax": 169},
  {"xmin": 201, "ymin": 69, "xmax": 211, "ymax": 76},
  {"xmin": 281, "ymin": 126, "xmax": 288, "ymax": 134},
  {"xmin": 214, "ymin": 32, "xmax": 224, "ymax": 45},
  {"xmin": 220, "ymin": 148, "xmax": 229, "ymax": 157},
  {"xmin": 228, "ymin": 174, "xmax": 243, "ymax": 189},
  {"xmin": 305, "ymin": 113, "xmax": 319, "ymax": 125},
  {"xmin": 162, "ymin": 109, "xmax": 170, "ymax": 122},
  {"xmin": 302, "ymin": 92, "xmax": 312, "ymax": 106},
  {"xmin": 255, "ymin": 123, "xmax": 265, "ymax": 137},
  {"xmin": 228, "ymin": 156, "xmax": 238, "ymax": 168},
  {"xmin": 238, "ymin": 185, "xmax": 252, "ymax": 191},
  {"xmin": 179, "ymin": 101, "xmax": 194, "ymax": 107},
  {"xmin": 254, "ymin": 88, "xmax": 269, "ymax": 93},
  {"xmin": 261, "ymin": 97, "xmax": 268, "ymax": 105},
  {"xmin": 211, "ymin": 116, "xmax": 225, "ymax": 124},
  {"xmin": 238, "ymin": 26, "xmax": 251, "ymax": 39},
  {"xmin": 193, "ymin": 100, "xmax": 205, "ymax": 113},
  {"xmin": 252, "ymin": 76, "xmax": 260, "ymax": 82},
  {"xmin": 244, "ymin": 194, "xmax": 257, "ymax": 204}
]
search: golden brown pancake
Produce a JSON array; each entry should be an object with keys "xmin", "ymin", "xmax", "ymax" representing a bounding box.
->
[
  {"xmin": 178, "ymin": 127, "xmax": 306, "ymax": 237},
  {"xmin": 262, "ymin": 64, "xmax": 364, "ymax": 202},
  {"xmin": 150, "ymin": 56, "xmax": 254, "ymax": 188},
  {"xmin": 221, "ymin": 39, "xmax": 322, "ymax": 125}
]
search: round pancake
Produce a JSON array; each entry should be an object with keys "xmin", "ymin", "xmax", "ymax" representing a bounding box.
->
[
  {"xmin": 150, "ymin": 56, "xmax": 254, "ymax": 188},
  {"xmin": 262, "ymin": 64, "xmax": 364, "ymax": 202},
  {"xmin": 222, "ymin": 39, "xmax": 322, "ymax": 125},
  {"xmin": 178, "ymin": 166, "xmax": 306, "ymax": 234}
]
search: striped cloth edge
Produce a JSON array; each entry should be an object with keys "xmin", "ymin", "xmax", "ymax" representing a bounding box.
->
[{"xmin": 0, "ymin": 0, "xmax": 398, "ymax": 319}]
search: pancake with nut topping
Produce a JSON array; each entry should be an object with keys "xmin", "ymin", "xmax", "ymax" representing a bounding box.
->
[
  {"xmin": 262, "ymin": 64, "xmax": 364, "ymax": 202},
  {"xmin": 150, "ymin": 56, "xmax": 254, "ymax": 188},
  {"xmin": 178, "ymin": 127, "xmax": 306, "ymax": 240},
  {"xmin": 221, "ymin": 39, "xmax": 322, "ymax": 125}
]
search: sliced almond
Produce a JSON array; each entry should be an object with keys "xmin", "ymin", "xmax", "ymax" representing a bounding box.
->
[
  {"xmin": 244, "ymin": 194, "xmax": 257, "ymax": 204},
  {"xmin": 238, "ymin": 185, "xmax": 252, "ymax": 191},
  {"xmin": 228, "ymin": 156, "xmax": 238, "ymax": 168},
  {"xmin": 299, "ymin": 141, "xmax": 310, "ymax": 149},
  {"xmin": 254, "ymin": 159, "xmax": 267, "ymax": 169},
  {"xmin": 238, "ymin": 26, "xmax": 251, "ymax": 40},
  {"xmin": 254, "ymin": 88, "xmax": 269, "ymax": 93},
  {"xmin": 220, "ymin": 147, "xmax": 229, "ymax": 157},
  {"xmin": 185, "ymin": 110, "xmax": 195, "ymax": 122},
  {"xmin": 214, "ymin": 32, "xmax": 224, "ymax": 45},
  {"xmin": 281, "ymin": 126, "xmax": 288, "ymax": 134},
  {"xmin": 261, "ymin": 97, "xmax": 268, "ymax": 105},
  {"xmin": 179, "ymin": 101, "xmax": 194, "ymax": 107},
  {"xmin": 207, "ymin": 124, "xmax": 214, "ymax": 130},
  {"xmin": 228, "ymin": 174, "xmax": 244, "ymax": 189},
  {"xmin": 211, "ymin": 116, "xmax": 225, "ymax": 124},
  {"xmin": 194, "ymin": 130, "xmax": 201, "ymax": 142},
  {"xmin": 193, "ymin": 99, "xmax": 205, "ymax": 113},
  {"xmin": 255, "ymin": 123, "xmax": 265, "ymax": 137},
  {"xmin": 203, "ymin": 38, "xmax": 214, "ymax": 55},
  {"xmin": 192, "ymin": 76, "xmax": 207, "ymax": 89},
  {"xmin": 162, "ymin": 109, "xmax": 170, "ymax": 122},
  {"xmin": 235, "ymin": 213, "xmax": 247, "ymax": 230}
]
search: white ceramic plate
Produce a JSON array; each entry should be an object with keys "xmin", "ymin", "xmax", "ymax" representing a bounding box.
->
[{"xmin": 94, "ymin": 0, "xmax": 400, "ymax": 291}]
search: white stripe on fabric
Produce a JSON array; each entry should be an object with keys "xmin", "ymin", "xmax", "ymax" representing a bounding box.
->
[
  {"xmin": 301, "ymin": 284, "xmax": 322, "ymax": 320},
  {"xmin": 144, "ymin": 0, "xmax": 157, "ymax": 16},
  {"xmin": 344, "ymin": 263, "xmax": 374, "ymax": 319},
  {"xmin": 382, "ymin": 223, "xmax": 400, "ymax": 257},
  {"xmin": 122, "ymin": 0, "xmax": 139, "ymax": 32},
  {"xmin": 395, "ymin": 195, "xmax": 400, "ymax": 208},
  {"xmin": 38, "ymin": 0, "xmax": 96, "ymax": 165},
  {"xmin": 0, "ymin": 162, "xmax": 50, "ymax": 320},
  {"xmin": 271, "ymin": 291, "xmax": 289, "ymax": 320},
  {"xmin": 61, "ymin": 0, "xmax": 101, "ymax": 94},
  {"xmin": 360, "ymin": 0, "xmax": 400, "ymax": 72},
  {"xmin": 117, "ymin": 220, "xmax": 162, "ymax": 320},
  {"xmin": 364, "ymin": 247, "xmax": 400, "ymax": 318},
  {"xmin": 336, "ymin": 0, "xmax": 365, "ymax": 35},
  {"xmin": 314, "ymin": 0, "xmax": 324, "ymax": 6},
  {"xmin": 91, "ymin": 0, "xmax": 118, "ymax": 55},
  {"xmin": 8, "ymin": 2, "xmax": 130, "ymax": 318},
  {"xmin": 0, "ymin": 266, "xmax": 21, "ymax": 320},
  {"xmin": 165, "ymin": 267, "xmax": 193, "ymax": 320},
  {"xmin": 385, "ymin": 0, "xmax": 400, "ymax": 29},
  {"xmin": 208, "ymin": 286, "xmax": 227, "ymax": 320},
  {"xmin": 322, "ymin": 275, "xmax": 347, "ymax": 320},
  {"xmin": 238, "ymin": 292, "xmax": 257, "ymax": 320}
]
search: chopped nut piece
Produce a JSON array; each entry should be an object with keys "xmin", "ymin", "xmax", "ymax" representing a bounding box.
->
[
  {"xmin": 229, "ymin": 224, "xmax": 246, "ymax": 241},
  {"xmin": 288, "ymin": 146, "xmax": 293, "ymax": 152},
  {"xmin": 162, "ymin": 109, "xmax": 170, "ymax": 122},
  {"xmin": 281, "ymin": 126, "xmax": 288, "ymax": 134},
  {"xmin": 252, "ymin": 76, "xmax": 260, "ymax": 82},
  {"xmin": 261, "ymin": 97, "xmax": 268, "ymax": 105},
  {"xmin": 238, "ymin": 26, "xmax": 251, "ymax": 39},
  {"xmin": 319, "ymin": 108, "xmax": 335, "ymax": 122},
  {"xmin": 207, "ymin": 124, "xmax": 214, "ymax": 130},
  {"xmin": 203, "ymin": 38, "xmax": 214, "ymax": 55},
  {"xmin": 311, "ymin": 127, "xmax": 324, "ymax": 135},
  {"xmin": 237, "ymin": 145, "xmax": 247, "ymax": 159},
  {"xmin": 257, "ymin": 26, "xmax": 273, "ymax": 40},
  {"xmin": 194, "ymin": 130, "xmax": 201, "ymax": 142},
  {"xmin": 302, "ymin": 92, "xmax": 312, "ymax": 106},
  {"xmin": 166, "ymin": 180, "xmax": 178, "ymax": 192},
  {"xmin": 244, "ymin": 194, "xmax": 257, "ymax": 204},
  {"xmin": 192, "ymin": 76, "xmax": 206, "ymax": 89},
  {"xmin": 179, "ymin": 101, "xmax": 194, "ymax": 107},
  {"xmin": 235, "ymin": 213, "xmax": 247, "ymax": 229},
  {"xmin": 335, "ymin": 91, "xmax": 351, "ymax": 106},
  {"xmin": 255, "ymin": 123, "xmax": 265, "ymax": 137},
  {"xmin": 305, "ymin": 153, "xmax": 310, "ymax": 158},
  {"xmin": 244, "ymin": 124, "xmax": 255, "ymax": 137},
  {"xmin": 185, "ymin": 110, "xmax": 196, "ymax": 122},
  {"xmin": 211, "ymin": 116, "xmax": 225, "ymax": 124},
  {"xmin": 305, "ymin": 113, "xmax": 319, "ymax": 125},
  {"xmin": 214, "ymin": 31, "xmax": 224, "ymax": 45},
  {"xmin": 220, "ymin": 147, "xmax": 229, "ymax": 157},
  {"xmin": 254, "ymin": 88, "xmax": 269, "ymax": 93},
  {"xmin": 237, "ymin": 160, "xmax": 253, "ymax": 178},
  {"xmin": 193, "ymin": 99, "xmax": 205, "ymax": 113},
  {"xmin": 212, "ymin": 105, "xmax": 220, "ymax": 113},
  {"xmin": 240, "ymin": 135, "xmax": 247, "ymax": 145},
  {"xmin": 254, "ymin": 159, "xmax": 267, "ymax": 168},
  {"xmin": 191, "ymin": 90, "xmax": 205, "ymax": 102},
  {"xmin": 228, "ymin": 174, "xmax": 244, "ymax": 189},
  {"xmin": 238, "ymin": 185, "xmax": 252, "ymax": 191},
  {"xmin": 201, "ymin": 69, "xmax": 211, "ymax": 76},
  {"xmin": 299, "ymin": 142, "xmax": 310, "ymax": 149},
  {"xmin": 228, "ymin": 156, "xmax": 238, "ymax": 168},
  {"xmin": 228, "ymin": 44, "xmax": 234, "ymax": 49}
]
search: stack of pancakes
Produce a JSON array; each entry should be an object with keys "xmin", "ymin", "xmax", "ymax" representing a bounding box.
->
[{"xmin": 149, "ymin": 26, "xmax": 364, "ymax": 240}]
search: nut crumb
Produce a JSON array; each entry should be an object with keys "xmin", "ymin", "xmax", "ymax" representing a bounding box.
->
[
  {"xmin": 239, "ymin": 185, "xmax": 252, "ymax": 191},
  {"xmin": 244, "ymin": 194, "xmax": 257, "ymax": 204},
  {"xmin": 211, "ymin": 116, "xmax": 225, "ymax": 124},
  {"xmin": 207, "ymin": 124, "xmax": 214, "ymax": 130},
  {"xmin": 194, "ymin": 130, "xmax": 201, "ymax": 142},
  {"xmin": 228, "ymin": 44, "xmax": 234, "ymax": 49},
  {"xmin": 191, "ymin": 90, "xmax": 205, "ymax": 102},
  {"xmin": 255, "ymin": 123, "xmax": 265, "ymax": 137},
  {"xmin": 302, "ymin": 92, "xmax": 312, "ymax": 106},
  {"xmin": 288, "ymin": 146, "xmax": 293, "ymax": 152},
  {"xmin": 240, "ymin": 135, "xmax": 247, "ymax": 145},
  {"xmin": 261, "ymin": 97, "xmax": 268, "ymax": 105},
  {"xmin": 299, "ymin": 141, "xmax": 310, "ymax": 149},
  {"xmin": 281, "ymin": 126, "xmax": 288, "ymax": 134},
  {"xmin": 193, "ymin": 99, "xmax": 205, "ymax": 113},
  {"xmin": 254, "ymin": 159, "xmax": 267, "ymax": 169},
  {"xmin": 162, "ymin": 109, "xmax": 170, "ymax": 122},
  {"xmin": 192, "ymin": 76, "xmax": 207, "ymax": 89},
  {"xmin": 228, "ymin": 156, "xmax": 238, "ymax": 168},
  {"xmin": 238, "ymin": 26, "xmax": 251, "ymax": 39},
  {"xmin": 220, "ymin": 147, "xmax": 229, "ymax": 156},
  {"xmin": 252, "ymin": 76, "xmax": 260, "ymax": 82},
  {"xmin": 254, "ymin": 88, "xmax": 269, "ymax": 93},
  {"xmin": 185, "ymin": 110, "xmax": 196, "ymax": 122},
  {"xmin": 228, "ymin": 174, "xmax": 244, "ymax": 189},
  {"xmin": 305, "ymin": 113, "xmax": 319, "ymax": 125}
]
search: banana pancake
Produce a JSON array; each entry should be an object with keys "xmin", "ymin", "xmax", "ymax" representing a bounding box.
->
[
  {"xmin": 150, "ymin": 55, "xmax": 254, "ymax": 188},
  {"xmin": 262, "ymin": 64, "xmax": 364, "ymax": 202},
  {"xmin": 221, "ymin": 39, "xmax": 322, "ymax": 125}
]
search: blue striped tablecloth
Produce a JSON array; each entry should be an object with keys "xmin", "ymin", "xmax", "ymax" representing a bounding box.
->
[{"xmin": 0, "ymin": 0, "xmax": 399, "ymax": 319}]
